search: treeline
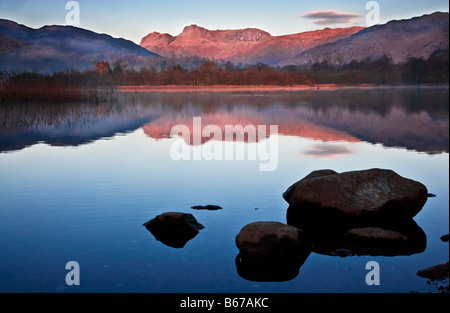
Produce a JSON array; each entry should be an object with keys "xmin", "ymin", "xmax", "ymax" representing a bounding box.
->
[
  {"xmin": 98, "ymin": 50, "xmax": 448, "ymax": 86},
  {"xmin": 93, "ymin": 60, "xmax": 321, "ymax": 86},
  {"xmin": 1, "ymin": 50, "xmax": 448, "ymax": 102},
  {"xmin": 307, "ymin": 49, "xmax": 449, "ymax": 85},
  {"xmin": 0, "ymin": 70, "xmax": 114, "ymax": 102}
]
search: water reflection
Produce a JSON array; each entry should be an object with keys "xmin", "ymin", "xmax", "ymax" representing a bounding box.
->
[
  {"xmin": 235, "ymin": 223, "xmax": 427, "ymax": 283},
  {"xmin": 235, "ymin": 250, "xmax": 311, "ymax": 282},
  {"xmin": 0, "ymin": 87, "xmax": 448, "ymax": 154},
  {"xmin": 0, "ymin": 101, "xmax": 156, "ymax": 152},
  {"xmin": 0, "ymin": 87, "xmax": 448, "ymax": 292},
  {"xmin": 302, "ymin": 144, "xmax": 354, "ymax": 158},
  {"xmin": 309, "ymin": 220, "xmax": 427, "ymax": 257},
  {"xmin": 235, "ymin": 217, "xmax": 427, "ymax": 283}
]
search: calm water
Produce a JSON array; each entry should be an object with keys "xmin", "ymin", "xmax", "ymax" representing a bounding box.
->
[{"xmin": 0, "ymin": 87, "xmax": 448, "ymax": 293}]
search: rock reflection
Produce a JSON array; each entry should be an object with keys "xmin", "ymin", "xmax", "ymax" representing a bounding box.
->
[
  {"xmin": 310, "ymin": 220, "xmax": 427, "ymax": 257},
  {"xmin": 235, "ymin": 250, "xmax": 311, "ymax": 282}
]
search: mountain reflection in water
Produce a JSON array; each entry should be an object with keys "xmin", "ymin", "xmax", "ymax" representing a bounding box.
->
[{"xmin": 1, "ymin": 87, "xmax": 448, "ymax": 154}]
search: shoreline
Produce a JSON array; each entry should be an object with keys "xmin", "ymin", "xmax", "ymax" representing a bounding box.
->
[
  {"xmin": 116, "ymin": 84, "xmax": 448, "ymax": 93},
  {"xmin": 116, "ymin": 84, "xmax": 359, "ymax": 93}
]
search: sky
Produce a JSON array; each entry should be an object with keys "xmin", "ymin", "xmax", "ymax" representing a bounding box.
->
[{"xmin": 0, "ymin": 0, "xmax": 449, "ymax": 44}]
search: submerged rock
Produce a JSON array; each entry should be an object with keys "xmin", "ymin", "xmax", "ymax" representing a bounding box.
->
[
  {"xmin": 143, "ymin": 212, "xmax": 204, "ymax": 248},
  {"xmin": 286, "ymin": 169, "xmax": 428, "ymax": 233},
  {"xmin": 345, "ymin": 227, "xmax": 408, "ymax": 245},
  {"xmin": 191, "ymin": 205, "xmax": 223, "ymax": 211},
  {"xmin": 417, "ymin": 263, "xmax": 449, "ymax": 281},
  {"xmin": 235, "ymin": 222, "xmax": 311, "ymax": 282}
]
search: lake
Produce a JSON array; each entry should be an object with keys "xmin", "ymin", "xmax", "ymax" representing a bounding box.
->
[{"xmin": 0, "ymin": 86, "xmax": 448, "ymax": 293}]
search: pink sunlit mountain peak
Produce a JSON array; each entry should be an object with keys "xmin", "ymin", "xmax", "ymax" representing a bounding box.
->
[
  {"xmin": 140, "ymin": 24, "xmax": 364, "ymax": 65},
  {"xmin": 140, "ymin": 12, "xmax": 448, "ymax": 66}
]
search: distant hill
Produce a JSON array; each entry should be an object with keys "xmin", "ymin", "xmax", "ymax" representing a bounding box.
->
[
  {"xmin": 291, "ymin": 12, "xmax": 449, "ymax": 65},
  {"xmin": 0, "ymin": 19, "xmax": 160, "ymax": 73}
]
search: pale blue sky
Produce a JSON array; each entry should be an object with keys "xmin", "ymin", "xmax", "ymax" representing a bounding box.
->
[{"xmin": 0, "ymin": 0, "xmax": 448, "ymax": 44}]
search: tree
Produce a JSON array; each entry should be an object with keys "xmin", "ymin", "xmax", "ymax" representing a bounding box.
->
[
  {"xmin": 112, "ymin": 61, "xmax": 124, "ymax": 74},
  {"xmin": 199, "ymin": 61, "xmax": 220, "ymax": 74},
  {"xmin": 94, "ymin": 61, "xmax": 110, "ymax": 75}
]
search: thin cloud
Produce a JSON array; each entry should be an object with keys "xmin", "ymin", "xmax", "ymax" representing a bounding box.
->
[{"xmin": 301, "ymin": 9, "xmax": 363, "ymax": 25}]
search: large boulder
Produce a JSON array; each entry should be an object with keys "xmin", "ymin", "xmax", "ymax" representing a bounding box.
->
[
  {"xmin": 235, "ymin": 222, "xmax": 311, "ymax": 282},
  {"xmin": 143, "ymin": 212, "xmax": 204, "ymax": 248},
  {"xmin": 286, "ymin": 169, "xmax": 428, "ymax": 233},
  {"xmin": 283, "ymin": 170, "xmax": 338, "ymax": 203}
]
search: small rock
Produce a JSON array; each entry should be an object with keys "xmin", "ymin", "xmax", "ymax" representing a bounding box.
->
[
  {"xmin": 191, "ymin": 205, "xmax": 223, "ymax": 211},
  {"xmin": 417, "ymin": 263, "xmax": 449, "ymax": 281},
  {"xmin": 143, "ymin": 212, "xmax": 204, "ymax": 248},
  {"xmin": 441, "ymin": 234, "xmax": 449, "ymax": 242},
  {"xmin": 428, "ymin": 193, "xmax": 437, "ymax": 198}
]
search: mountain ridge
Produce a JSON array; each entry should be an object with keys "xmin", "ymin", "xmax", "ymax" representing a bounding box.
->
[
  {"xmin": 1, "ymin": 11, "xmax": 448, "ymax": 73},
  {"xmin": 140, "ymin": 24, "xmax": 364, "ymax": 65},
  {"xmin": 140, "ymin": 12, "xmax": 449, "ymax": 66},
  {"xmin": 290, "ymin": 11, "xmax": 449, "ymax": 65}
]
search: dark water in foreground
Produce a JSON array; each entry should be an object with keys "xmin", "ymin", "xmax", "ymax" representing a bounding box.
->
[{"xmin": 0, "ymin": 87, "xmax": 448, "ymax": 293}]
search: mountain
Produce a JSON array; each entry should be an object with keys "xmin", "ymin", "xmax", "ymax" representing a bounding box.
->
[
  {"xmin": 141, "ymin": 12, "xmax": 449, "ymax": 66},
  {"xmin": 290, "ymin": 12, "xmax": 449, "ymax": 65},
  {"xmin": 1, "ymin": 11, "xmax": 448, "ymax": 73},
  {"xmin": 0, "ymin": 19, "xmax": 160, "ymax": 73},
  {"xmin": 140, "ymin": 25, "xmax": 364, "ymax": 66}
]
